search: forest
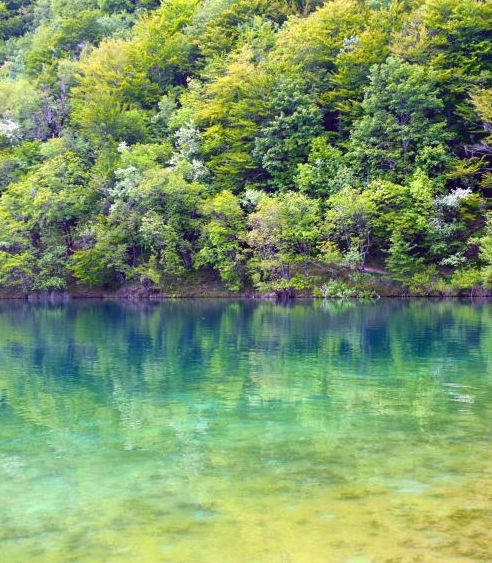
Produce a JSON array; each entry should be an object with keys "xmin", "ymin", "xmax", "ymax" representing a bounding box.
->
[{"xmin": 0, "ymin": 0, "xmax": 491, "ymax": 297}]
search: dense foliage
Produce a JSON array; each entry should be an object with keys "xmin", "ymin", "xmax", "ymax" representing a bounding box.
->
[{"xmin": 0, "ymin": 0, "xmax": 491, "ymax": 296}]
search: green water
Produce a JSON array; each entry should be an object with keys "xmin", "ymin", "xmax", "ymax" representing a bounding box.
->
[{"xmin": 1, "ymin": 299, "xmax": 492, "ymax": 563}]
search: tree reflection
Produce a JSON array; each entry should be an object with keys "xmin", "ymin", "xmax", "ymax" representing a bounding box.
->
[{"xmin": 0, "ymin": 299, "xmax": 491, "ymax": 446}]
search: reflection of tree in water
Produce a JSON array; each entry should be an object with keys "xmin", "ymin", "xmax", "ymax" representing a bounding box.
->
[
  {"xmin": 0, "ymin": 299, "xmax": 491, "ymax": 446},
  {"xmin": 0, "ymin": 299, "xmax": 492, "ymax": 563}
]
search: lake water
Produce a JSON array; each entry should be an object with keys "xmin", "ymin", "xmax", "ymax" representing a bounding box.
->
[{"xmin": 0, "ymin": 299, "xmax": 491, "ymax": 562}]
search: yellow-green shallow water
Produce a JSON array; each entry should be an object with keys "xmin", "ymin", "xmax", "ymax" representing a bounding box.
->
[{"xmin": 0, "ymin": 299, "xmax": 491, "ymax": 562}]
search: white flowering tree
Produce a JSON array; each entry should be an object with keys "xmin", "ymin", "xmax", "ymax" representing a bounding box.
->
[{"xmin": 0, "ymin": 119, "xmax": 21, "ymax": 145}]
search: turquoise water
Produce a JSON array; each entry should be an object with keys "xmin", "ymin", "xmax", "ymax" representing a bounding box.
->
[{"xmin": 0, "ymin": 299, "xmax": 491, "ymax": 562}]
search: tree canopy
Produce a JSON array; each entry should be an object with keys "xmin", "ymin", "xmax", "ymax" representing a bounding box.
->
[{"xmin": 0, "ymin": 0, "xmax": 491, "ymax": 296}]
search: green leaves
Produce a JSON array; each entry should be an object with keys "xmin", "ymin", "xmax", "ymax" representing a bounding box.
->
[
  {"xmin": 479, "ymin": 213, "xmax": 492, "ymax": 288},
  {"xmin": 247, "ymin": 192, "xmax": 320, "ymax": 291},
  {"xmin": 323, "ymin": 186, "xmax": 376, "ymax": 269},
  {"xmin": 253, "ymin": 78, "xmax": 323, "ymax": 191},
  {"xmin": 295, "ymin": 136, "xmax": 356, "ymax": 198},
  {"xmin": 0, "ymin": 0, "xmax": 491, "ymax": 294},
  {"xmin": 197, "ymin": 46, "xmax": 274, "ymax": 189},
  {"xmin": 347, "ymin": 56, "xmax": 451, "ymax": 182},
  {"xmin": 71, "ymin": 40, "xmax": 152, "ymax": 144},
  {"xmin": 197, "ymin": 190, "xmax": 246, "ymax": 290}
]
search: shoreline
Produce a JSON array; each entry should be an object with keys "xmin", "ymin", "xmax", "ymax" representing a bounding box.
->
[{"xmin": 0, "ymin": 290, "xmax": 490, "ymax": 301}]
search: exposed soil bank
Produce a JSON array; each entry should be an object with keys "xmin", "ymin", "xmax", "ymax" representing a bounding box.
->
[
  {"xmin": 0, "ymin": 285, "xmax": 490, "ymax": 301},
  {"xmin": 0, "ymin": 266, "xmax": 490, "ymax": 301}
]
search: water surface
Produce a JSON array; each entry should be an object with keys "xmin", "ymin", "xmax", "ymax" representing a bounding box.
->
[{"xmin": 0, "ymin": 299, "xmax": 491, "ymax": 562}]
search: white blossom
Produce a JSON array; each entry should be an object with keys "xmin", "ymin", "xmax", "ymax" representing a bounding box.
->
[
  {"xmin": 117, "ymin": 141, "xmax": 129, "ymax": 153},
  {"xmin": 340, "ymin": 36, "xmax": 359, "ymax": 53},
  {"xmin": 108, "ymin": 166, "xmax": 140, "ymax": 208},
  {"xmin": 437, "ymin": 187, "xmax": 472, "ymax": 208},
  {"xmin": 172, "ymin": 120, "xmax": 202, "ymax": 161},
  {"xmin": 0, "ymin": 119, "xmax": 21, "ymax": 143},
  {"xmin": 168, "ymin": 120, "xmax": 209, "ymax": 181}
]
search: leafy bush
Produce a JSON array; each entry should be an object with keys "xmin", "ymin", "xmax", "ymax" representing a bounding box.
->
[{"xmin": 316, "ymin": 279, "xmax": 376, "ymax": 300}]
